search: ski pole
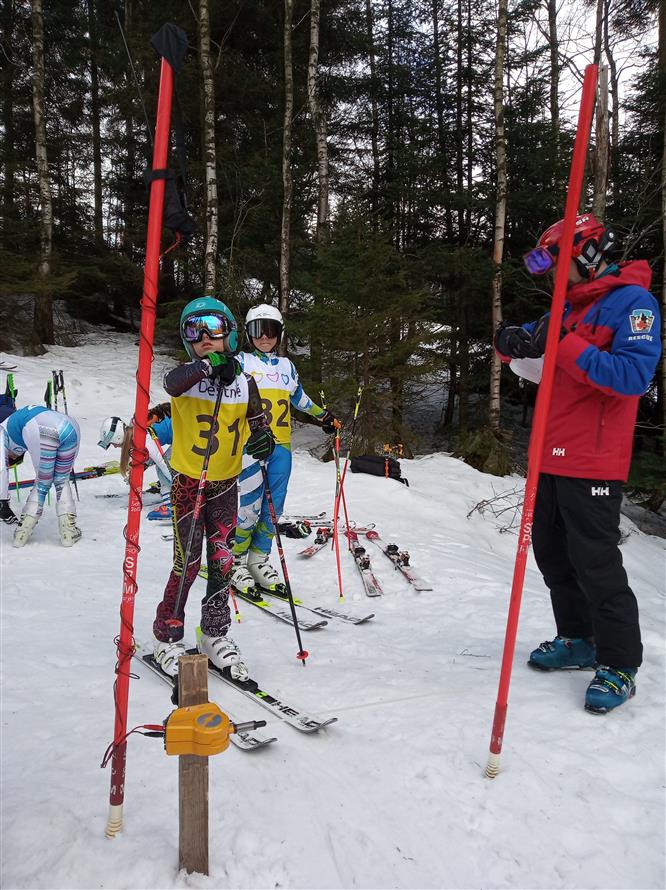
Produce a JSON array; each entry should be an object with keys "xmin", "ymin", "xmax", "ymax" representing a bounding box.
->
[
  {"xmin": 335, "ymin": 384, "xmax": 363, "ymax": 549},
  {"xmin": 12, "ymin": 464, "xmax": 21, "ymax": 503},
  {"xmin": 52, "ymin": 370, "xmax": 59, "ymax": 412},
  {"xmin": 485, "ymin": 63, "xmax": 598, "ymax": 780},
  {"xmin": 320, "ymin": 389, "xmax": 345, "ymax": 600},
  {"xmin": 259, "ymin": 461, "xmax": 308, "ymax": 665},
  {"xmin": 54, "ymin": 370, "xmax": 80, "ymax": 502},
  {"xmin": 166, "ymin": 381, "xmax": 225, "ymax": 632}
]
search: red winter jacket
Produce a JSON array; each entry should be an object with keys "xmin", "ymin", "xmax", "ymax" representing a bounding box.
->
[{"xmin": 500, "ymin": 261, "xmax": 661, "ymax": 480}]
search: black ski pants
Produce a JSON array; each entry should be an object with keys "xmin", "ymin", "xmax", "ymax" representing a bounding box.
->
[{"xmin": 531, "ymin": 474, "xmax": 642, "ymax": 668}]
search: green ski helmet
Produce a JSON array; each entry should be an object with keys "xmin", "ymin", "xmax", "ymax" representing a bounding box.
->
[{"xmin": 179, "ymin": 296, "xmax": 239, "ymax": 359}]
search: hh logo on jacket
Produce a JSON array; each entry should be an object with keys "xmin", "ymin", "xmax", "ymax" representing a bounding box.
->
[{"xmin": 591, "ymin": 486, "xmax": 610, "ymax": 496}]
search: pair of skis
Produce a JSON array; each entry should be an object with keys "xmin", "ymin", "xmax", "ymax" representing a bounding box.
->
[
  {"xmin": 197, "ymin": 565, "xmax": 374, "ymax": 628},
  {"xmin": 136, "ymin": 641, "xmax": 337, "ymax": 750}
]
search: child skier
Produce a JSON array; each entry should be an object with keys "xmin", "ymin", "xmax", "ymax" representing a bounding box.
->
[
  {"xmin": 99, "ymin": 403, "xmax": 174, "ymax": 520},
  {"xmin": 151, "ymin": 296, "xmax": 274, "ymax": 679},
  {"xmin": 231, "ymin": 304, "xmax": 340, "ymax": 595},
  {"xmin": 0, "ymin": 405, "xmax": 81, "ymax": 547}
]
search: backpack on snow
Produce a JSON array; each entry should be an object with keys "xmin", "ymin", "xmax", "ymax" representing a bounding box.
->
[{"xmin": 349, "ymin": 454, "xmax": 409, "ymax": 487}]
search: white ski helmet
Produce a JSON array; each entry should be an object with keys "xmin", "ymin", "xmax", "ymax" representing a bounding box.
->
[
  {"xmin": 99, "ymin": 416, "xmax": 126, "ymax": 449},
  {"xmin": 245, "ymin": 304, "xmax": 284, "ymax": 344}
]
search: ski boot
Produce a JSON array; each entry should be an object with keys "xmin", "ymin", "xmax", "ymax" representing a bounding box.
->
[
  {"xmin": 58, "ymin": 514, "xmax": 82, "ymax": 547},
  {"xmin": 147, "ymin": 503, "xmax": 173, "ymax": 522},
  {"xmin": 153, "ymin": 636, "xmax": 187, "ymax": 678},
  {"xmin": 315, "ymin": 527, "xmax": 331, "ymax": 545},
  {"xmin": 13, "ymin": 514, "xmax": 39, "ymax": 548},
  {"xmin": 528, "ymin": 636, "xmax": 596, "ymax": 671},
  {"xmin": 585, "ymin": 666, "xmax": 636, "ymax": 714},
  {"xmin": 198, "ymin": 631, "xmax": 249, "ymax": 682},
  {"xmin": 353, "ymin": 545, "xmax": 371, "ymax": 571},
  {"xmin": 247, "ymin": 548, "xmax": 285, "ymax": 595},
  {"xmin": 231, "ymin": 554, "xmax": 262, "ymax": 601}
]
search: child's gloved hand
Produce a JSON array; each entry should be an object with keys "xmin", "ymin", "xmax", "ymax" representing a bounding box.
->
[
  {"xmin": 320, "ymin": 409, "xmax": 341, "ymax": 435},
  {"xmin": 207, "ymin": 354, "xmax": 238, "ymax": 386},
  {"xmin": 246, "ymin": 427, "xmax": 276, "ymax": 461}
]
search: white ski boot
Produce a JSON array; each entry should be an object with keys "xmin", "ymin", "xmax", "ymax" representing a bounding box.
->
[
  {"xmin": 247, "ymin": 548, "xmax": 281, "ymax": 591},
  {"xmin": 231, "ymin": 553, "xmax": 256, "ymax": 594},
  {"xmin": 198, "ymin": 631, "xmax": 249, "ymax": 681},
  {"xmin": 153, "ymin": 636, "xmax": 187, "ymax": 677},
  {"xmin": 13, "ymin": 514, "xmax": 39, "ymax": 548},
  {"xmin": 58, "ymin": 513, "xmax": 82, "ymax": 547}
]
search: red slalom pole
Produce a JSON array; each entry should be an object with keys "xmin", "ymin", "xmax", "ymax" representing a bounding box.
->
[
  {"xmin": 485, "ymin": 64, "xmax": 598, "ymax": 779},
  {"xmin": 105, "ymin": 25, "xmax": 187, "ymax": 837}
]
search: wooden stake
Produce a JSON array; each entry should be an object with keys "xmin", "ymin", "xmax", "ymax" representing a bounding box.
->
[{"xmin": 177, "ymin": 654, "xmax": 209, "ymax": 875}]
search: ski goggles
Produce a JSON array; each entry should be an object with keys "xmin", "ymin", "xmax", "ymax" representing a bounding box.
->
[
  {"xmin": 182, "ymin": 313, "xmax": 232, "ymax": 343},
  {"xmin": 247, "ymin": 319, "xmax": 282, "ymax": 340},
  {"xmin": 523, "ymin": 246, "xmax": 556, "ymax": 276}
]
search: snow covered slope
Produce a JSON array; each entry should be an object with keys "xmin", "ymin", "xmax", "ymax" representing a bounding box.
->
[{"xmin": 1, "ymin": 336, "xmax": 664, "ymax": 890}]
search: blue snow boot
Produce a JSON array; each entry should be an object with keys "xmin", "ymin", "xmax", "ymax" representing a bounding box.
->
[
  {"xmin": 528, "ymin": 636, "xmax": 596, "ymax": 671},
  {"xmin": 584, "ymin": 666, "xmax": 636, "ymax": 714}
]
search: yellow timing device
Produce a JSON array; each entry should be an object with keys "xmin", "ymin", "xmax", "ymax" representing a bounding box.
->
[{"xmin": 164, "ymin": 703, "xmax": 232, "ymax": 757}]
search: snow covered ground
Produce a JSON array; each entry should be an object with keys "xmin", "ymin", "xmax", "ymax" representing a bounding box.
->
[{"xmin": 1, "ymin": 335, "xmax": 664, "ymax": 890}]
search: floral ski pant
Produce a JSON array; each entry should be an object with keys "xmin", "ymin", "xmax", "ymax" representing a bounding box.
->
[{"xmin": 153, "ymin": 472, "xmax": 237, "ymax": 643}]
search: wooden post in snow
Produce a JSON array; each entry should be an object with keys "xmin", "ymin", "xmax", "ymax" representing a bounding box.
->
[{"xmin": 178, "ymin": 654, "xmax": 210, "ymax": 875}]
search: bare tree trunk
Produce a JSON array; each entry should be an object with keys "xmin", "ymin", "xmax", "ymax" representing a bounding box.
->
[
  {"xmin": 120, "ymin": 0, "xmax": 135, "ymax": 265},
  {"xmin": 365, "ymin": 0, "xmax": 381, "ymax": 225},
  {"xmin": 603, "ymin": 2, "xmax": 619, "ymax": 202},
  {"xmin": 279, "ymin": 0, "xmax": 295, "ymax": 354},
  {"xmin": 455, "ymin": 0, "xmax": 464, "ymax": 242},
  {"xmin": 31, "ymin": 0, "xmax": 54, "ymax": 345},
  {"xmin": 592, "ymin": 65, "xmax": 609, "ymax": 221},
  {"xmin": 199, "ymin": 0, "xmax": 218, "ymax": 291},
  {"xmin": 432, "ymin": 0, "xmax": 453, "ymax": 240},
  {"xmin": 308, "ymin": 0, "xmax": 329, "ymax": 241},
  {"xmin": 546, "ymin": 0, "xmax": 560, "ymax": 177},
  {"xmin": 87, "ymin": 0, "xmax": 103, "ymax": 244},
  {"xmin": 2, "ymin": 0, "xmax": 16, "ymax": 220},
  {"xmin": 489, "ymin": 0, "xmax": 508, "ymax": 433},
  {"xmin": 459, "ymin": 301, "xmax": 469, "ymax": 435}
]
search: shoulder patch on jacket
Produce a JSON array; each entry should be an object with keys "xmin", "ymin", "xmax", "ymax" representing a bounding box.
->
[{"xmin": 629, "ymin": 309, "xmax": 655, "ymax": 334}]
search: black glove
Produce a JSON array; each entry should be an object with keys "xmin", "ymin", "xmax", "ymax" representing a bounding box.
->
[
  {"xmin": 148, "ymin": 402, "xmax": 171, "ymax": 423},
  {"xmin": 246, "ymin": 427, "xmax": 276, "ymax": 461},
  {"xmin": 0, "ymin": 500, "xmax": 18, "ymax": 524},
  {"xmin": 277, "ymin": 520, "xmax": 311, "ymax": 539},
  {"xmin": 530, "ymin": 314, "xmax": 568, "ymax": 357},
  {"xmin": 320, "ymin": 409, "xmax": 341, "ymax": 435},
  {"xmin": 207, "ymin": 354, "xmax": 238, "ymax": 386},
  {"xmin": 494, "ymin": 322, "xmax": 542, "ymax": 359}
]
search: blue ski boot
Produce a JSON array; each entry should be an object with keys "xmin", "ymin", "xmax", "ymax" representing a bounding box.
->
[
  {"xmin": 528, "ymin": 636, "xmax": 596, "ymax": 671},
  {"xmin": 585, "ymin": 666, "xmax": 636, "ymax": 714}
]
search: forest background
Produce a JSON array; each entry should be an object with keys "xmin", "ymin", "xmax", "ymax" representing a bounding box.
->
[{"xmin": 0, "ymin": 0, "xmax": 664, "ymax": 504}]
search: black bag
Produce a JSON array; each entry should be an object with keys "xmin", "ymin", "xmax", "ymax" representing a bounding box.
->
[{"xmin": 349, "ymin": 454, "xmax": 409, "ymax": 486}]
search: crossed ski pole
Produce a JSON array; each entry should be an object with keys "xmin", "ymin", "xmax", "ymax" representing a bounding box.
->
[
  {"xmin": 166, "ymin": 382, "xmax": 225, "ymax": 633},
  {"xmin": 320, "ymin": 389, "xmax": 346, "ymax": 600},
  {"xmin": 259, "ymin": 461, "xmax": 308, "ymax": 665},
  {"xmin": 53, "ymin": 369, "xmax": 79, "ymax": 502}
]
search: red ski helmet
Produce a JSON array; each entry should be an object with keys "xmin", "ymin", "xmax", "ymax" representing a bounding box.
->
[{"xmin": 524, "ymin": 213, "xmax": 616, "ymax": 280}]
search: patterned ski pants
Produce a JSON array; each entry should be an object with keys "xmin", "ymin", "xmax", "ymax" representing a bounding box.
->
[
  {"xmin": 21, "ymin": 411, "xmax": 80, "ymax": 518},
  {"xmin": 153, "ymin": 472, "xmax": 237, "ymax": 643}
]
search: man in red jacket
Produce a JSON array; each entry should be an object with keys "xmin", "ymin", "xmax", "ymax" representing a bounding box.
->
[{"xmin": 495, "ymin": 213, "xmax": 661, "ymax": 714}]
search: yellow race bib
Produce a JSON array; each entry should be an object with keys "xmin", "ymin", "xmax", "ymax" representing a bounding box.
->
[{"xmin": 170, "ymin": 375, "xmax": 250, "ymax": 480}]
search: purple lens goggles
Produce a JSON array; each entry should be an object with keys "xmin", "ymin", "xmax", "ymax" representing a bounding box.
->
[
  {"xmin": 182, "ymin": 313, "xmax": 230, "ymax": 342},
  {"xmin": 523, "ymin": 247, "xmax": 555, "ymax": 276}
]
